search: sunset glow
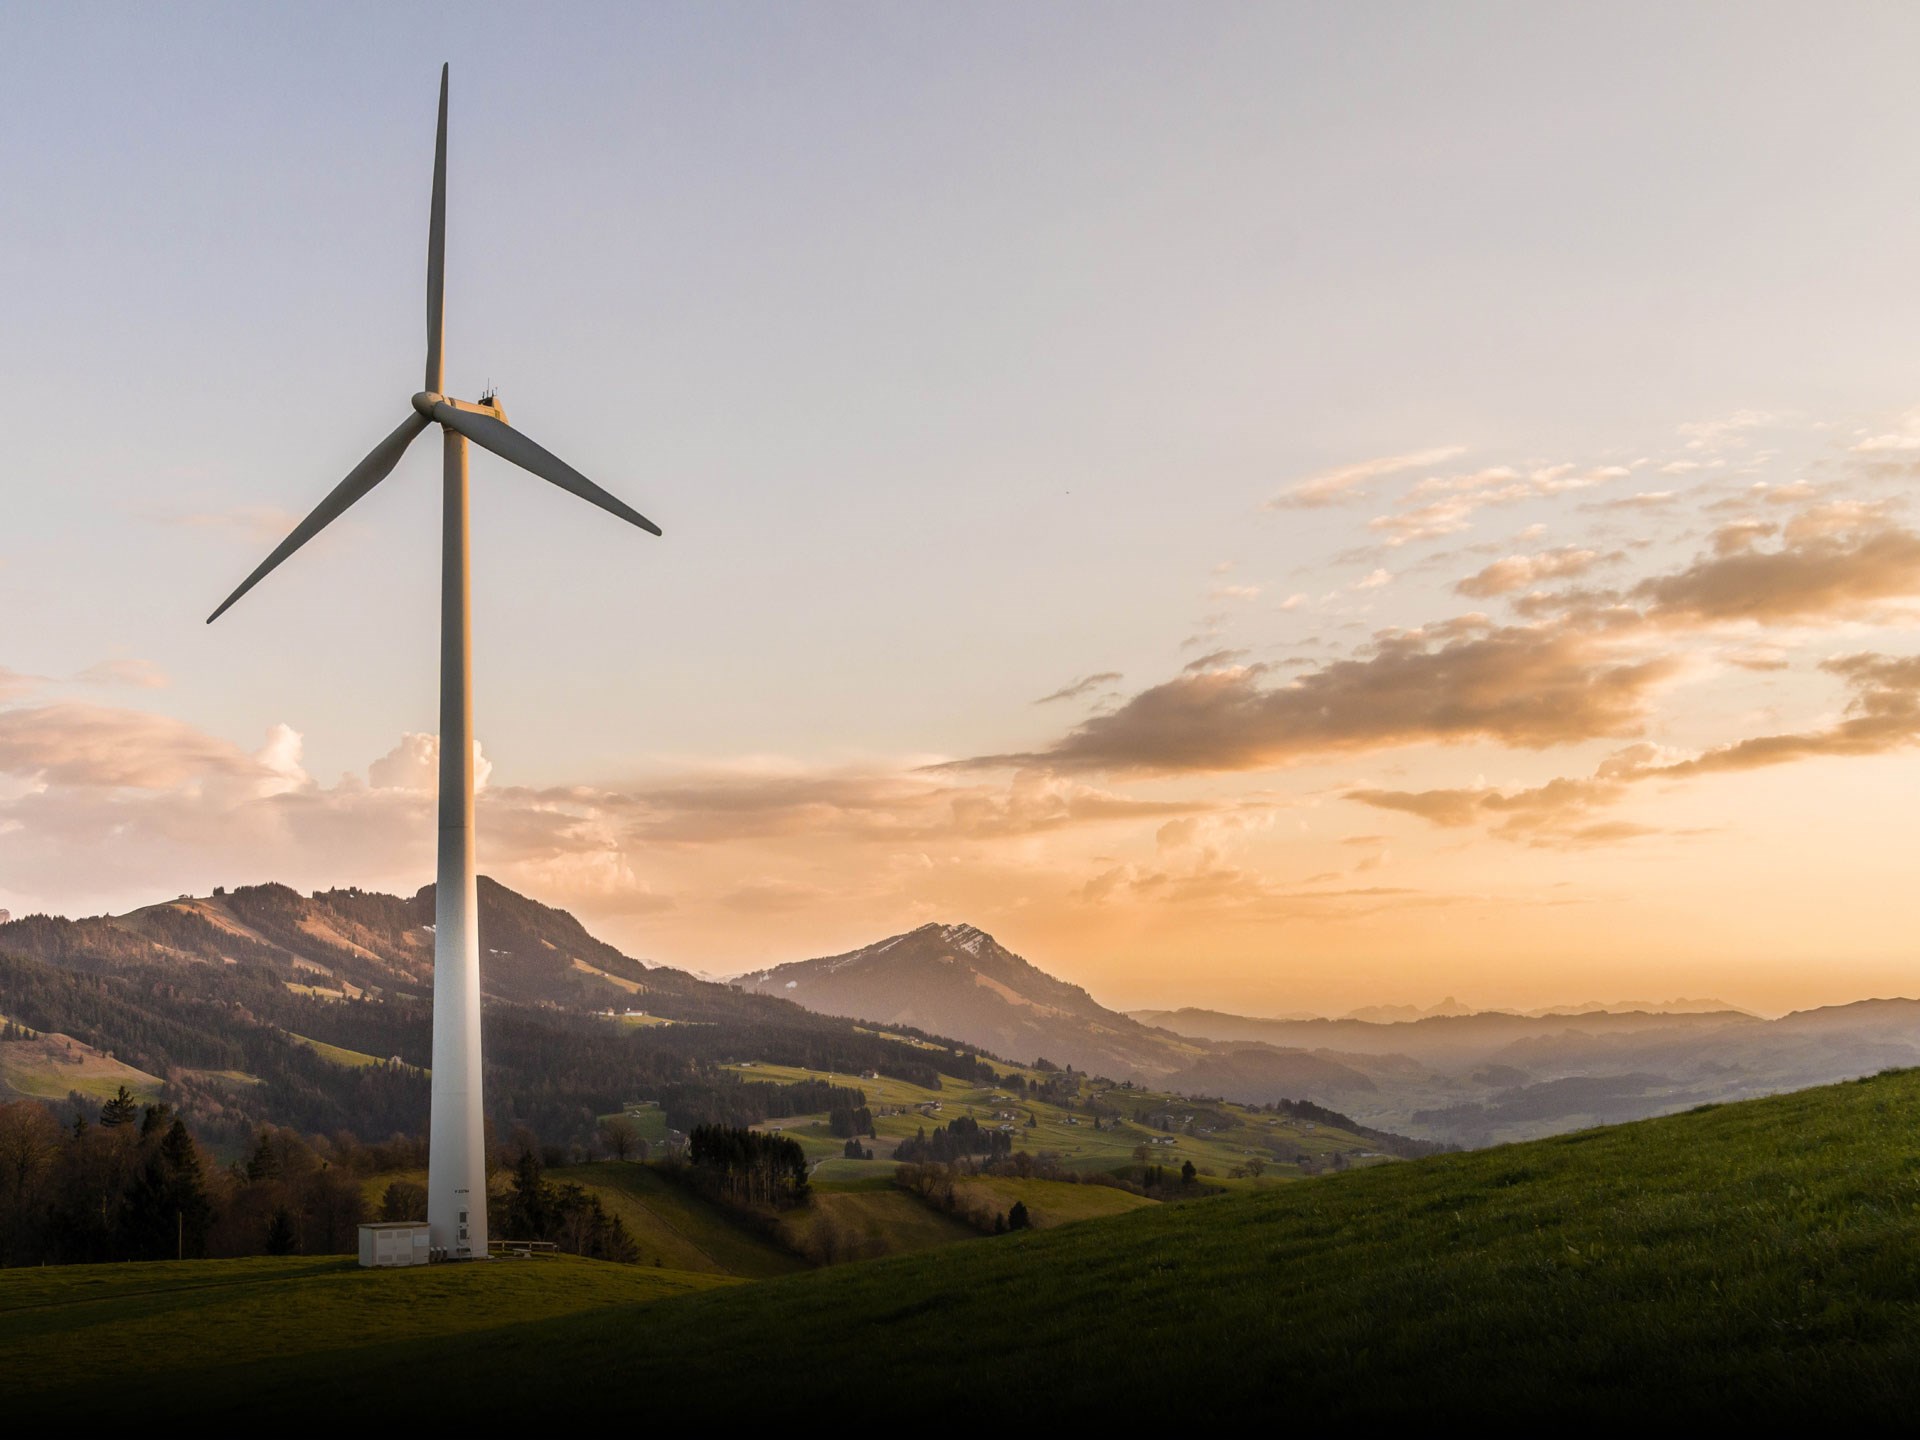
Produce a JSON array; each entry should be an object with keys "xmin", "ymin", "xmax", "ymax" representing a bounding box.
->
[{"xmin": 6, "ymin": 5, "xmax": 1920, "ymax": 1016}]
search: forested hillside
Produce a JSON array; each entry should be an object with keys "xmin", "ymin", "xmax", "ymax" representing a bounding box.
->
[{"xmin": 0, "ymin": 880, "xmax": 1020, "ymax": 1154}]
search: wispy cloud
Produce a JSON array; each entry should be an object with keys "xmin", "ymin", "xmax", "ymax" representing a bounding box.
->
[
  {"xmin": 1034, "ymin": 672, "xmax": 1123, "ymax": 706},
  {"xmin": 1266, "ymin": 445, "xmax": 1466, "ymax": 511},
  {"xmin": 74, "ymin": 658, "xmax": 169, "ymax": 690},
  {"xmin": 1369, "ymin": 464, "xmax": 1625, "ymax": 547},
  {"xmin": 1678, "ymin": 410, "xmax": 1775, "ymax": 453}
]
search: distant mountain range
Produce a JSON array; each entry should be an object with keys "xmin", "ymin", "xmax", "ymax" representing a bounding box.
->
[
  {"xmin": 1123, "ymin": 1000, "xmax": 1920, "ymax": 1144},
  {"xmin": 731, "ymin": 922, "xmax": 1920, "ymax": 1147},
  {"xmin": 1331, "ymin": 996, "xmax": 1749, "ymax": 1023},
  {"xmin": 9, "ymin": 887, "xmax": 1920, "ymax": 1152}
]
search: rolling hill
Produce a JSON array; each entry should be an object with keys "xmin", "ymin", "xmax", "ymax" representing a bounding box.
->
[{"xmin": 8, "ymin": 1067, "xmax": 1920, "ymax": 1419}]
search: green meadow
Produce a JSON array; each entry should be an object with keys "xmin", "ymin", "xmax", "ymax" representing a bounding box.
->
[
  {"xmin": 724, "ymin": 1059, "xmax": 1383, "ymax": 1182},
  {"xmin": 10, "ymin": 1069, "xmax": 1920, "ymax": 1419}
]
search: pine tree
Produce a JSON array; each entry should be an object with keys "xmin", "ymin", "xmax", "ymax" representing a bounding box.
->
[
  {"xmin": 1007, "ymin": 1200, "xmax": 1031, "ymax": 1231},
  {"xmin": 504, "ymin": 1146, "xmax": 553, "ymax": 1240},
  {"xmin": 161, "ymin": 1118, "xmax": 213, "ymax": 1257},
  {"xmin": 599, "ymin": 1212, "xmax": 639, "ymax": 1264},
  {"xmin": 245, "ymin": 1132, "xmax": 281, "ymax": 1182},
  {"xmin": 98, "ymin": 1086, "xmax": 138, "ymax": 1128},
  {"xmin": 264, "ymin": 1206, "xmax": 297, "ymax": 1255}
]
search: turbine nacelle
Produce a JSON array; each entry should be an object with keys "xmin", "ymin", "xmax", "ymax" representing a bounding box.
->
[{"xmin": 412, "ymin": 391, "xmax": 509, "ymax": 425}]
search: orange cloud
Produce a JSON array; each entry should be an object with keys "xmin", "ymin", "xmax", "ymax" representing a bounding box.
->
[
  {"xmin": 0, "ymin": 703, "xmax": 257, "ymax": 790},
  {"xmin": 1634, "ymin": 522, "xmax": 1920, "ymax": 626},
  {"xmin": 964, "ymin": 624, "xmax": 1677, "ymax": 775},
  {"xmin": 1348, "ymin": 776, "xmax": 1629, "ymax": 845},
  {"xmin": 1456, "ymin": 547, "xmax": 1615, "ymax": 598},
  {"xmin": 1350, "ymin": 651, "xmax": 1920, "ymax": 843},
  {"xmin": 1658, "ymin": 653, "xmax": 1920, "ymax": 776}
]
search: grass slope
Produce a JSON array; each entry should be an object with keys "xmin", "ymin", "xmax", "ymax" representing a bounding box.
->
[
  {"xmin": 796, "ymin": 1189, "xmax": 979, "ymax": 1258},
  {"xmin": 0, "ymin": 1254, "xmax": 727, "ymax": 1410},
  {"xmin": 951, "ymin": 1174, "xmax": 1159, "ymax": 1228},
  {"xmin": 15, "ymin": 1070, "xmax": 1920, "ymax": 1419},
  {"xmin": 554, "ymin": 1163, "xmax": 808, "ymax": 1278},
  {"xmin": 0, "ymin": 1029, "xmax": 164, "ymax": 1102},
  {"xmin": 285, "ymin": 1032, "xmax": 383, "ymax": 1069}
]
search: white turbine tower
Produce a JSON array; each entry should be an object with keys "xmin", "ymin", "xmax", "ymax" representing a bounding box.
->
[{"xmin": 209, "ymin": 65, "xmax": 661, "ymax": 1260}]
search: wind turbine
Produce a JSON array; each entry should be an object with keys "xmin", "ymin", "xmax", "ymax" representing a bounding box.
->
[{"xmin": 208, "ymin": 65, "xmax": 661, "ymax": 1260}]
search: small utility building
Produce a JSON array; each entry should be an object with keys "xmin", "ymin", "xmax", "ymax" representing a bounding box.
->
[{"xmin": 359, "ymin": 1221, "xmax": 431, "ymax": 1268}]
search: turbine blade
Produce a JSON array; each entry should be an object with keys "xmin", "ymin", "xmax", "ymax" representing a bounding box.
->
[
  {"xmin": 425, "ymin": 63, "xmax": 448, "ymax": 393},
  {"xmin": 206, "ymin": 412, "xmax": 430, "ymax": 624},
  {"xmin": 435, "ymin": 405, "xmax": 663, "ymax": 537}
]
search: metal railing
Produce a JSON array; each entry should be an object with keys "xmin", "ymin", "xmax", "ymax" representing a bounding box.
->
[{"xmin": 488, "ymin": 1239, "xmax": 559, "ymax": 1257}]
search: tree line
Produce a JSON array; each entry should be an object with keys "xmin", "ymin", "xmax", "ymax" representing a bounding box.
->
[{"xmin": 0, "ymin": 1089, "xmax": 374, "ymax": 1266}]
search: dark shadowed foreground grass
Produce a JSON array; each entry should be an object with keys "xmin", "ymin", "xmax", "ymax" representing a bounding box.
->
[{"xmin": 13, "ymin": 1070, "xmax": 1920, "ymax": 1419}]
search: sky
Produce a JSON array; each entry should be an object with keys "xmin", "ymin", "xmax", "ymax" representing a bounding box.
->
[{"xmin": 6, "ymin": 2, "xmax": 1920, "ymax": 1017}]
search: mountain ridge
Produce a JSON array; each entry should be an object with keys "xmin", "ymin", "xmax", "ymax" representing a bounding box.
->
[
  {"xmin": 15, "ymin": 885, "xmax": 1920, "ymax": 1152},
  {"xmin": 734, "ymin": 920, "xmax": 1213, "ymax": 1080}
]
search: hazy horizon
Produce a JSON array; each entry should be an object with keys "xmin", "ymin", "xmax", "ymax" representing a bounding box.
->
[{"xmin": 7, "ymin": 3, "xmax": 1920, "ymax": 1018}]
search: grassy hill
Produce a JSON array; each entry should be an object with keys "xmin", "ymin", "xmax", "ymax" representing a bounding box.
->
[
  {"xmin": 10, "ymin": 1068, "xmax": 1920, "ymax": 1419},
  {"xmin": 553, "ymin": 1163, "xmax": 807, "ymax": 1277},
  {"xmin": 723, "ymin": 1058, "xmax": 1402, "ymax": 1181},
  {"xmin": 0, "ymin": 1025, "xmax": 164, "ymax": 1103}
]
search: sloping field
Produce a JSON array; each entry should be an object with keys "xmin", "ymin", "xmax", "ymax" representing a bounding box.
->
[
  {"xmin": 13, "ymin": 1070, "xmax": 1920, "ymax": 1419},
  {"xmin": 554, "ymin": 1162, "xmax": 807, "ymax": 1278},
  {"xmin": 951, "ymin": 1174, "xmax": 1158, "ymax": 1228},
  {"xmin": 794, "ymin": 1188, "xmax": 977, "ymax": 1259},
  {"xmin": 0, "ymin": 1254, "xmax": 727, "ymax": 1409},
  {"xmin": 286, "ymin": 1032, "xmax": 382, "ymax": 1069},
  {"xmin": 0, "ymin": 1030, "xmax": 164, "ymax": 1102}
]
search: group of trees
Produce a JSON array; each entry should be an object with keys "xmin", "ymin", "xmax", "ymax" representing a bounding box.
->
[
  {"xmin": 682, "ymin": 1123, "xmax": 810, "ymax": 1209},
  {"xmin": 497, "ymin": 1146, "xmax": 638, "ymax": 1261},
  {"xmin": 1121, "ymin": 1157, "xmax": 1223, "ymax": 1199},
  {"xmin": 828, "ymin": 1103, "xmax": 875, "ymax": 1139},
  {"xmin": 893, "ymin": 1114, "xmax": 1014, "ymax": 1164},
  {"xmin": 596, "ymin": 1115, "xmax": 652, "ymax": 1162},
  {"xmin": 0, "ymin": 1089, "xmax": 374, "ymax": 1266}
]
